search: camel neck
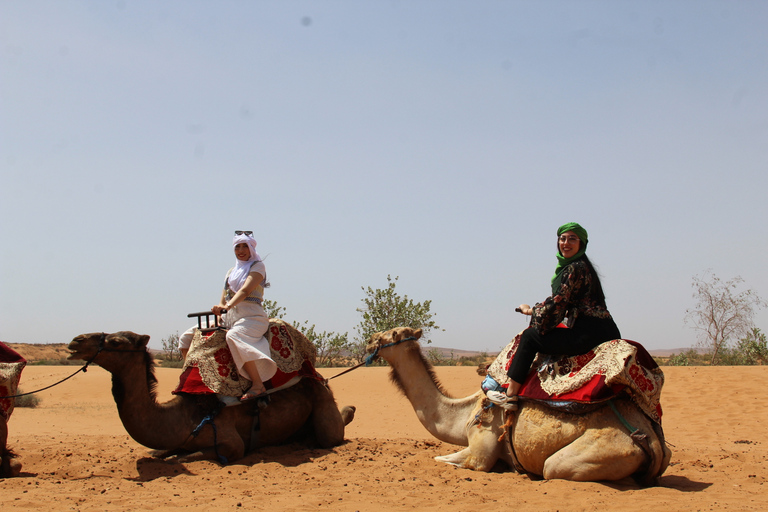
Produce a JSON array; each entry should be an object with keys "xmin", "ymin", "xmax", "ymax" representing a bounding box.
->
[{"xmin": 383, "ymin": 344, "xmax": 480, "ymax": 446}]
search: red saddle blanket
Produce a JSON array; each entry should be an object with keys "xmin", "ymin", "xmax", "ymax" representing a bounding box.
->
[
  {"xmin": 173, "ymin": 319, "xmax": 324, "ymax": 397},
  {"xmin": 486, "ymin": 332, "xmax": 664, "ymax": 422},
  {"xmin": 1, "ymin": 342, "xmax": 27, "ymax": 421}
]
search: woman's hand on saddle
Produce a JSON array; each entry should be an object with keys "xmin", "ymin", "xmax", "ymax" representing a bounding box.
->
[
  {"xmin": 212, "ymin": 304, "xmax": 227, "ymax": 315},
  {"xmin": 516, "ymin": 304, "xmax": 533, "ymax": 315}
]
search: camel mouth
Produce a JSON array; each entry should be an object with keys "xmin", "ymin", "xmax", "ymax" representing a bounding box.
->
[
  {"xmin": 363, "ymin": 342, "xmax": 381, "ymax": 359},
  {"xmin": 67, "ymin": 336, "xmax": 92, "ymax": 361},
  {"xmin": 67, "ymin": 345, "xmax": 85, "ymax": 361}
]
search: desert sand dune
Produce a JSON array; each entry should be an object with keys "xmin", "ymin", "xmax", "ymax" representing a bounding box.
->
[{"xmin": 2, "ymin": 363, "xmax": 767, "ymax": 511}]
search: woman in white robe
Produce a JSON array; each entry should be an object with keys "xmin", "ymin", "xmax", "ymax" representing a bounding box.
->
[{"xmin": 179, "ymin": 231, "xmax": 277, "ymax": 401}]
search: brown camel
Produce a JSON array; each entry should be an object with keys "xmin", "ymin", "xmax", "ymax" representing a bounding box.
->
[
  {"xmin": 1, "ymin": 417, "xmax": 21, "ymax": 478},
  {"xmin": 1, "ymin": 341, "xmax": 25, "ymax": 478},
  {"xmin": 366, "ymin": 327, "xmax": 671, "ymax": 485},
  {"xmin": 68, "ymin": 330, "xmax": 355, "ymax": 464}
]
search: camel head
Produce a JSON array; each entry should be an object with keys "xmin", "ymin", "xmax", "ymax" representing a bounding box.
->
[
  {"xmin": 365, "ymin": 327, "xmax": 423, "ymax": 361},
  {"xmin": 68, "ymin": 331, "xmax": 150, "ymax": 366}
]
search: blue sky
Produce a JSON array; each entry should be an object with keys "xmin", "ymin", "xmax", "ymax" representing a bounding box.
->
[{"xmin": 1, "ymin": 1, "xmax": 766, "ymax": 353}]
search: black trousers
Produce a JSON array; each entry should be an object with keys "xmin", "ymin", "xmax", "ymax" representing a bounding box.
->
[{"xmin": 506, "ymin": 316, "xmax": 621, "ymax": 385}]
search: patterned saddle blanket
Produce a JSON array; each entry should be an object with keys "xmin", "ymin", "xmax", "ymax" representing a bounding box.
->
[
  {"xmin": 0, "ymin": 342, "xmax": 27, "ymax": 421},
  {"xmin": 485, "ymin": 332, "xmax": 664, "ymax": 422},
  {"xmin": 173, "ymin": 319, "xmax": 323, "ymax": 397}
]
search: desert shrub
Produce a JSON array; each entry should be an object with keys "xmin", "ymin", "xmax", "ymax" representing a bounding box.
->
[
  {"xmin": 736, "ymin": 328, "xmax": 767, "ymax": 365},
  {"xmin": 13, "ymin": 390, "xmax": 40, "ymax": 408},
  {"xmin": 664, "ymin": 348, "xmax": 707, "ymax": 366},
  {"xmin": 30, "ymin": 358, "xmax": 80, "ymax": 366},
  {"xmin": 158, "ymin": 358, "xmax": 184, "ymax": 368},
  {"xmin": 456, "ymin": 352, "xmax": 493, "ymax": 367},
  {"xmin": 426, "ymin": 348, "xmax": 456, "ymax": 366},
  {"xmin": 160, "ymin": 332, "xmax": 182, "ymax": 362}
]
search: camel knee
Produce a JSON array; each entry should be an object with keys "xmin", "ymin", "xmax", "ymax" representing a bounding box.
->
[{"xmin": 341, "ymin": 405, "xmax": 356, "ymax": 426}]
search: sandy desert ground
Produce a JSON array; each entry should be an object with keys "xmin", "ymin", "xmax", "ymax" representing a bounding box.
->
[{"xmin": 2, "ymin": 353, "xmax": 767, "ymax": 511}]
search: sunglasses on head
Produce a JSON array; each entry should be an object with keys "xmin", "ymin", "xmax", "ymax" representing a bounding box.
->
[{"xmin": 235, "ymin": 230, "xmax": 253, "ymax": 236}]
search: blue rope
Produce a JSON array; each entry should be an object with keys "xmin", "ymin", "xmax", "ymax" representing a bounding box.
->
[
  {"xmin": 191, "ymin": 406, "xmax": 229, "ymax": 465},
  {"xmin": 473, "ymin": 402, "xmax": 495, "ymax": 423},
  {"xmin": 365, "ymin": 336, "xmax": 418, "ymax": 366}
]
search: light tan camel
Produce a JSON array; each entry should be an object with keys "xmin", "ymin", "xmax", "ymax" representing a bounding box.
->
[
  {"xmin": 68, "ymin": 330, "xmax": 355, "ymax": 464},
  {"xmin": 366, "ymin": 327, "xmax": 671, "ymax": 485}
]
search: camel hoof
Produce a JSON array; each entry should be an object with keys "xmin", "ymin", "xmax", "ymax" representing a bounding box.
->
[
  {"xmin": 341, "ymin": 406, "xmax": 356, "ymax": 426},
  {"xmin": 435, "ymin": 448, "xmax": 471, "ymax": 468},
  {"xmin": 9, "ymin": 459, "xmax": 22, "ymax": 477},
  {"xmin": 1, "ymin": 458, "xmax": 22, "ymax": 478}
]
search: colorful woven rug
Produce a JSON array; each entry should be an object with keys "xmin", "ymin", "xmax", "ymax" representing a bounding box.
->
[
  {"xmin": 486, "ymin": 332, "xmax": 664, "ymax": 422},
  {"xmin": 173, "ymin": 319, "xmax": 323, "ymax": 397},
  {"xmin": 0, "ymin": 342, "xmax": 27, "ymax": 421}
]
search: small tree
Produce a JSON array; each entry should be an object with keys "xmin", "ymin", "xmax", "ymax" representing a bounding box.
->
[
  {"xmin": 351, "ymin": 275, "xmax": 442, "ymax": 362},
  {"xmin": 262, "ymin": 299, "xmax": 287, "ymax": 319},
  {"xmin": 685, "ymin": 270, "xmax": 767, "ymax": 365},
  {"xmin": 262, "ymin": 299, "xmax": 350, "ymax": 367},
  {"xmin": 292, "ymin": 320, "xmax": 350, "ymax": 367},
  {"xmin": 161, "ymin": 332, "xmax": 181, "ymax": 361},
  {"xmin": 736, "ymin": 328, "xmax": 768, "ymax": 365}
]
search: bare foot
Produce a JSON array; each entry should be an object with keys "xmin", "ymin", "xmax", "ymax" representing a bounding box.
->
[{"xmin": 240, "ymin": 385, "xmax": 268, "ymax": 401}]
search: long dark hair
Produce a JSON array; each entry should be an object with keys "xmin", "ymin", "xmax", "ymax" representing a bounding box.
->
[
  {"xmin": 580, "ymin": 254, "xmax": 607, "ymax": 308},
  {"xmin": 556, "ymin": 239, "xmax": 607, "ymax": 307}
]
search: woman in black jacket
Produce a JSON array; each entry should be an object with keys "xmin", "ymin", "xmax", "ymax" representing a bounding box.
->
[{"xmin": 503, "ymin": 222, "xmax": 621, "ymax": 406}]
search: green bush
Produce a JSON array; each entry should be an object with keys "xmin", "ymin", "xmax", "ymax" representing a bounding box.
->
[
  {"xmin": 158, "ymin": 358, "xmax": 185, "ymax": 368},
  {"xmin": 13, "ymin": 389, "xmax": 40, "ymax": 408},
  {"xmin": 30, "ymin": 358, "xmax": 81, "ymax": 366}
]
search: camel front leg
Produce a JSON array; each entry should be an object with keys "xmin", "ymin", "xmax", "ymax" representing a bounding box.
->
[
  {"xmin": 541, "ymin": 429, "xmax": 646, "ymax": 482},
  {"xmin": 1, "ymin": 417, "xmax": 22, "ymax": 478},
  {"xmin": 435, "ymin": 405, "xmax": 505, "ymax": 472},
  {"xmin": 177, "ymin": 421, "xmax": 246, "ymax": 465}
]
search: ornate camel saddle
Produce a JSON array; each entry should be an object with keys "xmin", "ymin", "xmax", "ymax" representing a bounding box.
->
[
  {"xmin": 0, "ymin": 342, "xmax": 27, "ymax": 421},
  {"xmin": 173, "ymin": 319, "xmax": 324, "ymax": 397},
  {"xmin": 485, "ymin": 332, "xmax": 664, "ymax": 423}
]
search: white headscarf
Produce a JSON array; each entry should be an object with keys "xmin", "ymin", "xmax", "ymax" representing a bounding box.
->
[{"xmin": 227, "ymin": 233, "xmax": 262, "ymax": 292}]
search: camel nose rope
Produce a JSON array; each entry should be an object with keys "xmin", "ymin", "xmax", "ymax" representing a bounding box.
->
[
  {"xmin": 323, "ymin": 336, "xmax": 418, "ymax": 383},
  {"xmin": 0, "ymin": 333, "xmax": 144, "ymax": 400}
]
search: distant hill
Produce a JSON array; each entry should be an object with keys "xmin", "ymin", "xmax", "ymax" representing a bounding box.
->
[
  {"xmin": 425, "ymin": 346, "xmax": 695, "ymax": 359},
  {"xmin": 425, "ymin": 346, "xmax": 490, "ymax": 359},
  {"xmin": 4, "ymin": 343, "xmax": 71, "ymax": 363},
  {"xmin": 3, "ymin": 342, "xmax": 696, "ymax": 365}
]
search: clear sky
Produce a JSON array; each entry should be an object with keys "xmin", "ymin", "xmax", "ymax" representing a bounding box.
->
[{"xmin": 1, "ymin": 1, "xmax": 766, "ymax": 353}]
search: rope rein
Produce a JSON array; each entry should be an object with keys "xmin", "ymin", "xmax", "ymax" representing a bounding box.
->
[
  {"xmin": 0, "ymin": 333, "xmax": 145, "ymax": 400},
  {"xmin": 325, "ymin": 336, "xmax": 418, "ymax": 383}
]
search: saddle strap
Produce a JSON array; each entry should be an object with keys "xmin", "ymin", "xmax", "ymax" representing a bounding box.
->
[
  {"xmin": 502, "ymin": 410, "xmax": 528, "ymax": 475},
  {"xmin": 608, "ymin": 399, "xmax": 658, "ymax": 481}
]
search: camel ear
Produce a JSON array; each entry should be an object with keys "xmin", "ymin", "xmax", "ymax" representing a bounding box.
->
[
  {"xmin": 413, "ymin": 328, "xmax": 423, "ymax": 339},
  {"xmin": 135, "ymin": 334, "xmax": 150, "ymax": 348}
]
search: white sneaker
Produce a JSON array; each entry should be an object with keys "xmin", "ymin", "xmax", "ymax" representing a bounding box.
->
[
  {"xmin": 486, "ymin": 390, "xmax": 509, "ymax": 404},
  {"xmin": 486, "ymin": 390, "xmax": 519, "ymax": 411}
]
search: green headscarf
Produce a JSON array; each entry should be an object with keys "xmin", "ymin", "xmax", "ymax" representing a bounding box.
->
[{"xmin": 551, "ymin": 222, "xmax": 588, "ymax": 294}]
